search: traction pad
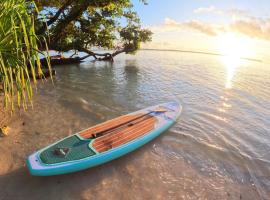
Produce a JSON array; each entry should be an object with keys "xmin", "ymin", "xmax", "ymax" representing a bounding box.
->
[{"xmin": 39, "ymin": 135, "xmax": 96, "ymax": 164}]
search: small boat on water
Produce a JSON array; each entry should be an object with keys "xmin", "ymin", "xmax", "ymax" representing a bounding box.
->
[{"xmin": 27, "ymin": 101, "xmax": 182, "ymax": 176}]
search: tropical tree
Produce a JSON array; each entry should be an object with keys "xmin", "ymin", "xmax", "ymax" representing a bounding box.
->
[
  {"xmin": 0, "ymin": 0, "xmax": 50, "ymax": 109},
  {"xmin": 35, "ymin": 0, "xmax": 152, "ymax": 61},
  {"xmin": 0, "ymin": 0, "xmax": 152, "ymax": 109}
]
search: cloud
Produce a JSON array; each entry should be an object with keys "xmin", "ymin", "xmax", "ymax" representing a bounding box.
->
[
  {"xmin": 164, "ymin": 18, "xmax": 180, "ymax": 26},
  {"xmin": 226, "ymin": 8, "xmax": 250, "ymax": 18},
  {"xmin": 191, "ymin": 6, "xmax": 270, "ymax": 40},
  {"xmin": 164, "ymin": 18, "xmax": 223, "ymax": 36},
  {"xmin": 148, "ymin": 4, "xmax": 270, "ymax": 42},
  {"xmin": 230, "ymin": 19, "xmax": 270, "ymax": 40},
  {"xmin": 194, "ymin": 6, "xmax": 250, "ymax": 19},
  {"xmin": 158, "ymin": 16, "xmax": 270, "ymax": 41},
  {"xmin": 194, "ymin": 6, "xmax": 222, "ymax": 15}
]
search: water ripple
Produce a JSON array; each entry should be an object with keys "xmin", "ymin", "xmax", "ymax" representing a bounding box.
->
[{"xmin": 33, "ymin": 51, "xmax": 270, "ymax": 199}]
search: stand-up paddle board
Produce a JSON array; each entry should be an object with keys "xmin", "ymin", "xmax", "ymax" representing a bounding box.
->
[{"xmin": 27, "ymin": 101, "xmax": 182, "ymax": 176}]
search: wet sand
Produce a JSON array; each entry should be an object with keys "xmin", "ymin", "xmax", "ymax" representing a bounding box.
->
[
  {"xmin": 0, "ymin": 127, "xmax": 261, "ymax": 200},
  {"xmin": 0, "ymin": 96, "xmax": 262, "ymax": 200}
]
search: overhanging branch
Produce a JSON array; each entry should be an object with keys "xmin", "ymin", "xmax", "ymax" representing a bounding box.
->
[{"xmin": 36, "ymin": 0, "xmax": 73, "ymax": 35}]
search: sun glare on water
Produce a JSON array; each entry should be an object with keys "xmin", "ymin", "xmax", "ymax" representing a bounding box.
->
[{"xmin": 217, "ymin": 33, "xmax": 254, "ymax": 89}]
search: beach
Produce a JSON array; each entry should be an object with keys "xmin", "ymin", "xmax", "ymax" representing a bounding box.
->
[
  {"xmin": 0, "ymin": 51, "xmax": 269, "ymax": 199},
  {"xmin": 0, "ymin": 106, "xmax": 261, "ymax": 200}
]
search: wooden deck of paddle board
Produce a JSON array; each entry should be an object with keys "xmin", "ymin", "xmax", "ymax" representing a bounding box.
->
[{"xmin": 79, "ymin": 114, "xmax": 157, "ymax": 153}]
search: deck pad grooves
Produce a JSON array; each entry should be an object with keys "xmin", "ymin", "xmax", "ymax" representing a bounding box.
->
[
  {"xmin": 80, "ymin": 114, "xmax": 143, "ymax": 139},
  {"xmin": 93, "ymin": 116, "xmax": 157, "ymax": 152},
  {"xmin": 92, "ymin": 116, "xmax": 155, "ymax": 147}
]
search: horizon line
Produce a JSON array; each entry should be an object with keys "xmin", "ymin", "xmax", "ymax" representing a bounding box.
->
[{"xmin": 140, "ymin": 48, "xmax": 262, "ymax": 63}]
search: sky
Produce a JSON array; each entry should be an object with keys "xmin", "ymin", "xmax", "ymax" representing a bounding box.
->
[{"xmin": 132, "ymin": 0, "xmax": 270, "ymax": 60}]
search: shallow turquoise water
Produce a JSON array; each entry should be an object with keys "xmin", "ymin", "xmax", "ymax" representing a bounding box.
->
[{"xmin": 21, "ymin": 50, "xmax": 270, "ymax": 199}]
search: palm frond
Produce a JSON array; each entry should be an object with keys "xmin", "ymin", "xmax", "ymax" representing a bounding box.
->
[{"xmin": 0, "ymin": 0, "xmax": 50, "ymax": 110}]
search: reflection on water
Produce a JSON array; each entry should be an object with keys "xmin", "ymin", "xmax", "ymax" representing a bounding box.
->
[
  {"xmin": 3, "ymin": 51, "xmax": 270, "ymax": 199},
  {"xmin": 44, "ymin": 52, "xmax": 270, "ymax": 199},
  {"xmin": 222, "ymin": 55, "xmax": 243, "ymax": 89}
]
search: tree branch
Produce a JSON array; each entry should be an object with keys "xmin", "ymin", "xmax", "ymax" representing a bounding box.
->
[
  {"xmin": 112, "ymin": 49, "xmax": 127, "ymax": 57},
  {"xmin": 78, "ymin": 47, "xmax": 133, "ymax": 62},
  {"xmin": 50, "ymin": 2, "xmax": 92, "ymax": 43},
  {"xmin": 36, "ymin": 0, "xmax": 73, "ymax": 35},
  {"xmin": 78, "ymin": 47, "xmax": 97, "ymax": 60}
]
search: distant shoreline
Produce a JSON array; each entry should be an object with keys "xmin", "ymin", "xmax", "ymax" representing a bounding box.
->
[{"xmin": 140, "ymin": 48, "xmax": 262, "ymax": 63}]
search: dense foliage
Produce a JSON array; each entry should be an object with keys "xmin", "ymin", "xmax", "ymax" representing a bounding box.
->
[
  {"xmin": 35, "ymin": 0, "xmax": 152, "ymax": 60},
  {"xmin": 0, "ymin": 0, "xmax": 51, "ymax": 109}
]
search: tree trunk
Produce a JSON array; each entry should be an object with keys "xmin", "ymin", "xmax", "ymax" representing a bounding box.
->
[
  {"xmin": 40, "ymin": 56, "xmax": 82, "ymax": 67},
  {"xmin": 36, "ymin": 0, "xmax": 73, "ymax": 35}
]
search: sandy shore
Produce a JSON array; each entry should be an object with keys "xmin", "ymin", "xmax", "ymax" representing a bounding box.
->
[
  {"xmin": 0, "ymin": 97, "xmax": 25, "ymax": 176},
  {"xmin": 0, "ymin": 95, "xmax": 116, "ymax": 200},
  {"xmin": 0, "ymin": 95, "xmax": 264, "ymax": 200}
]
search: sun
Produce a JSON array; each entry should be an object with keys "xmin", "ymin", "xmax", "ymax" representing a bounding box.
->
[
  {"xmin": 217, "ymin": 32, "xmax": 254, "ymax": 59},
  {"xmin": 216, "ymin": 32, "xmax": 255, "ymax": 88}
]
